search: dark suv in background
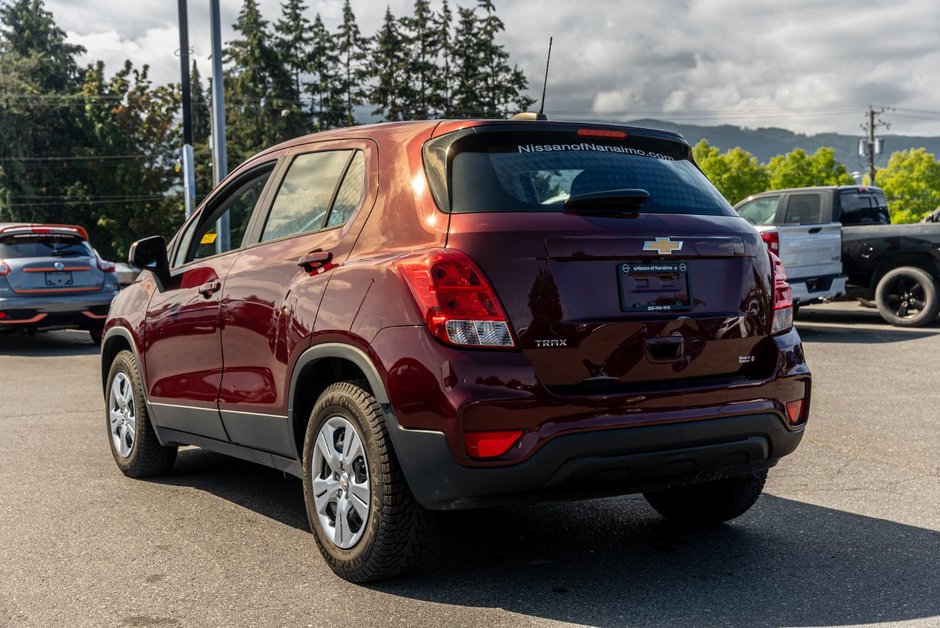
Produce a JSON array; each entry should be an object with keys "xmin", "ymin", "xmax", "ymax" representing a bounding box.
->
[
  {"xmin": 0, "ymin": 223, "xmax": 119, "ymax": 343},
  {"xmin": 101, "ymin": 120, "xmax": 811, "ymax": 582}
]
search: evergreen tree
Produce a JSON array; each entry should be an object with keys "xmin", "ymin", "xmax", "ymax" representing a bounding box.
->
[
  {"xmin": 307, "ymin": 14, "xmax": 344, "ymax": 131},
  {"xmin": 224, "ymin": 0, "xmax": 297, "ymax": 163},
  {"xmin": 273, "ymin": 0, "xmax": 318, "ymax": 138},
  {"xmin": 334, "ymin": 0, "xmax": 370, "ymax": 126},
  {"xmin": 450, "ymin": 6, "xmax": 482, "ymax": 117},
  {"xmin": 400, "ymin": 0, "xmax": 436, "ymax": 118},
  {"xmin": 274, "ymin": 0, "xmax": 313, "ymax": 98},
  {"xmin": 475, "ymin": 0, "xmax": 533, "ymax": 116},
  {"xmin": 430, "ymin": 0, "xmax": 453, "ymax": 116},
  {"xmin": 369, "ymin": 7, "xmax": 410, "ymax": 121}
]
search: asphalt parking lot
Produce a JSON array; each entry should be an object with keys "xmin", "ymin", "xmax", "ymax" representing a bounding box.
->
[{"xmin": 1, "ymin": 301, "xmax": 938, "ymax": 627}]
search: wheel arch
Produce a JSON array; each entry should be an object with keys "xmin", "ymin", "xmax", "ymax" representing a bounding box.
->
[
  {"xmin": 101, "ymin": 326, "xmax": 140, "ymax": 399},
  {"xmin": 288, "ymin": 343, "xmax": 391, "ymax": 461},
  {"xmin": 870, "ymin": 254, "xmax": 940, "ymax": 293}
]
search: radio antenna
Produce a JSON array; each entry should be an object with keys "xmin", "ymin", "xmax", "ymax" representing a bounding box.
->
[{"xmin": 537, "ymin": 37, "xmax": 553, "ymax": 120}]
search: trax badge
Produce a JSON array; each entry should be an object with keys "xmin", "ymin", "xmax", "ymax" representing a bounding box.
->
[
  {"xmin": 643, "ymin": 237, "xmax": 683, "ymax": 255},
  {"xmin": 535, "ymin": 339, "xmax": 567, "ymax": 348}
]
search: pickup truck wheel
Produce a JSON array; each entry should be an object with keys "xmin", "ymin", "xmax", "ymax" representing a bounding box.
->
[
  {"xmin": 302, "ymin": 381, "xmax": 426, "ymax": 582},
  {"xmin": 874, "ymin": 266, "xmax": 939, "ymax": 327},
  {"xmin": 643, "ymin": 469, "xmax": 767, "ymax": 525}
]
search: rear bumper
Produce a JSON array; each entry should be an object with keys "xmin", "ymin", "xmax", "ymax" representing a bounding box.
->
[
  {"xmin": 0, "ymin": 290, "xmax": 116, "ymax": 330},
  {"xmin": 789, "ymin": 274, "xmax": 847, "ymax": 304},
  {"xmin": 372, "ymin": 325, "xmax": 810, "ymax": 510},
  {"xmin": 389, "ymin": 412, "xmax": 802, "ymax": 509}
]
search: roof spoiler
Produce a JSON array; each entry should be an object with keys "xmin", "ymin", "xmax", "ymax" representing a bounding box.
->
[{"xmin": 0, "ymin": 224, "xmax": 89, "ymax": 240}]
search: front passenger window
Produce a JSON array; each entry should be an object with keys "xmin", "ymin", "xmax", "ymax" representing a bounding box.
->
[{"xmin": 176, "ymin": 166, "xmax": 273, "ymax": 266}]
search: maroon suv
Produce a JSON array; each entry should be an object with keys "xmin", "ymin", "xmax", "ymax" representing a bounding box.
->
[{"xmin": 101, "ymin": 120, "xmax": 809, "ymax": 582}]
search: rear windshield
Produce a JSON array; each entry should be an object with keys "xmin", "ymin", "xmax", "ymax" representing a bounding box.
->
[
  {"xmin": 839, "ymin": 189, "xmax": 890, "ymax": 225},
  {"xmin": 0, "ymin": 235, "xmax": 91, "ymax": 258},
  {"xmin": 424, "ymin": 129, "xmax": 735, "ymax": 216}
]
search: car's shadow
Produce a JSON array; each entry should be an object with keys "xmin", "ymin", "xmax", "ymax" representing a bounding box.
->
[
  {"xmin": 0, "ymin": 330, "xmax": 99, "ymax": 356},
  {"xmin": 796, "ymin": 304, "xmax": 940, "ymax": 343},
  {"xmin": 157, "ymin": 449, "xmax": 940, "ymax": 627}
]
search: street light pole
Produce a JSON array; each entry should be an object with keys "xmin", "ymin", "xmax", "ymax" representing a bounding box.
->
[
  {"xmin": 209, "ymin": 0, "xmax": 229, "ymax": 252},
  {"xmin": 177, "ymin": 0, "xmax": 196, "ymax": 218}
]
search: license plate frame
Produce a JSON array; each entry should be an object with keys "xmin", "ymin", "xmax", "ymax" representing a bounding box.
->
[
  {"xmin": 44, "ymin": 271, "xmax": 74, "ymax": 287},
  {"xmin": 617, "ymin": 261, "xmax": 691, "ymax": 313}
]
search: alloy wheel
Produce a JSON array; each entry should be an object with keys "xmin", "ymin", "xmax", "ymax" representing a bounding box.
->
[{"xmin": 884, "ymin": 276, "xmax": 927, "ymax": 319}]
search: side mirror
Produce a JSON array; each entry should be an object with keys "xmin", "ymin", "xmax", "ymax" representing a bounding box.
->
[{"xmin": 128, "ymin": 235, "xmax": 170, "ymax": 285}]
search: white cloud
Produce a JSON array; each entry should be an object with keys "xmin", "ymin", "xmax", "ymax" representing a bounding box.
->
[{"xmin": 42, "ymin": 0, "xmax": 940, "ymax": 136}]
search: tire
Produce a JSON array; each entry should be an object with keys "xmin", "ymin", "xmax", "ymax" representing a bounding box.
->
[
  {"xmin": 874, "ymin": 266, "xmax": 939, "ymax": 327},
  {"xmin": 105, "ymin": 350, "xmax": 177, "ymax": 477},
  {"xmin": 89, "ymin": 327, "xmax": 103, "ymax": 345},
  {"xmin": 643, "ymin": 469, "xmax": 767, "ymax": 525},
  {"xmin": 302, "ymin": 381, "xmax": 426, "ymax": 583}
]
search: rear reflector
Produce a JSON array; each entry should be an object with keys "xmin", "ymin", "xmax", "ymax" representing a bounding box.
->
[
  {"xmin": 465, "ymin": 430, "xmax": 523, "ymax": 458},
  {"xmin": 786, "ymin": 399, "xmax": 804, "ymax": 424},
  {"xmin": 395, "ymin": 248, "xmax": 515, "ymax": 348},
  {"xmin": 0, "ymin": 311, "xmax": 6, "ymax": 320}
]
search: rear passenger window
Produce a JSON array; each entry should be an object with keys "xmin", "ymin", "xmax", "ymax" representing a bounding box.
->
[
  {"xmin": 783, "ymin": 194, "xmax": 822, "ymax": 224},
  {"xmin": 327, "ymin": 151, "xmax": 365, "ymax": 228},
  {"xmin": 261, "ymin": 151, "xmax": 351, "ymax": 242},
  {"xmin": 839, "ymin": 190, "xmax": 890, "ymax": 225},
  {"xmin": 736, "ymin": 196, "xmax": 780, "ymax": 225}
]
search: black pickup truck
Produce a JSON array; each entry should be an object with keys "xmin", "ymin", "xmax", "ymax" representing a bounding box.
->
[{"xmin": 736, "ymin": 186, "xmax": 940, "ymax": 327}]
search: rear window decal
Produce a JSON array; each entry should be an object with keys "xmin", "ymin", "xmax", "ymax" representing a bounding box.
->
[{"xmin": 517, "ymin": 143, "xmax": 675, "ymax": 160}]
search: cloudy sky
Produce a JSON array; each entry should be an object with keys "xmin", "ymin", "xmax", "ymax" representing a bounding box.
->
[{"xmin": 44, "ymin": 0, "xmax": 940, "ymax": 136}]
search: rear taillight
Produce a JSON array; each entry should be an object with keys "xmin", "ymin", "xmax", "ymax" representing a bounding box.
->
[
  {"xmin": 0, "ymin": 260, "xmax": 9, "ymax": 276},
  {"xmin": 394, "ymin": 248, "xmax": 515, "ymax": 348},
  {"xmin": 96, "ymin": 257, "xmax": 115, "ymax": 273},
  {"xmin": 760, "ymin": 230, "xmax": 780, "ymax": 255},
  {"xmin": 770, "ymin": 251, "xmax": 793, "ymax": 334}
]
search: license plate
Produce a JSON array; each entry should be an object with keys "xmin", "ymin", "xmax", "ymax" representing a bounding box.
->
[
  {"xmin": 45, "ymin": 272, "xmax": 73, "ymax": 287},
  {"xmin": 618, "ymin": 261, "xmax": 691, "ymax": 312}
]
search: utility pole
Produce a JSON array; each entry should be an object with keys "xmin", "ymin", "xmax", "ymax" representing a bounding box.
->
[
  {"xmin": 209, "ymin": 0, "xmax": 229, "ymax": 253},
  {"xmin": 860, "ymin": 106, "xmax": 890, "ymax": 186},
  {"xmin": 177, "ymin": 0, "xmax": 196, "ymax": 218}
]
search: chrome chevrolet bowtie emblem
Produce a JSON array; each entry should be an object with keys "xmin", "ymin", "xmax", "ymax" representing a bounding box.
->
[
  {"xmin": 643, "ymin": 237, "xmax": 683, "ymax": 255},
  {"xmin": 54, "ymin": 262, "xmax": 64, "ymax": 271}
]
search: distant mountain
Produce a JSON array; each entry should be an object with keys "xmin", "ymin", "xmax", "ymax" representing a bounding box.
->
[{"xmin": 625, "ymin": 119, "xmax": 940, "ymax": 172}]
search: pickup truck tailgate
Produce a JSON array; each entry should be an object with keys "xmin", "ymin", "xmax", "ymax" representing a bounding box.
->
[{"xmin": 775, "ymin": 223, "xmax": 842, "ymax": 280}]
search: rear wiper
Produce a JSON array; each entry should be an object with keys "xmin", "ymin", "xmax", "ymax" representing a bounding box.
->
[{"xmin": 564, "ymin": 189, "xmax": 649, "ymax": 214}]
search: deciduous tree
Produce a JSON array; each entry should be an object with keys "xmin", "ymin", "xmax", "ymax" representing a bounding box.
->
[{"xmin": 876, "ymin": 149, "xmax": 940, "ymax": 223}]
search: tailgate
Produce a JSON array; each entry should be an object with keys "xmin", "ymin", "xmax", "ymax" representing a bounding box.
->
[{"xmin": 775, "ymin": 223, "xmax": 842, "ymax": 280}]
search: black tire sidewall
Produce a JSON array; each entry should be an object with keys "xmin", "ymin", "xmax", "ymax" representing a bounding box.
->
[{"xmin": 875, "ymin": 266, "xmax": 939, "ymax": 327}]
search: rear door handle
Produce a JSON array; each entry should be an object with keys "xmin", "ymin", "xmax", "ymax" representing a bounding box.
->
[
  {"xmin": 808, "ymin": 227, "xmax": 822, "ymax": 234},
  {"xmin": 298, "ymin": 250, "xmax": 334, "ymax": 272},
  {"xmin": 197, "ymin": 280, "xmax": 222, "ymax": 297}
]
